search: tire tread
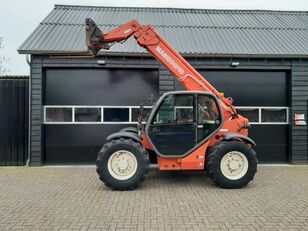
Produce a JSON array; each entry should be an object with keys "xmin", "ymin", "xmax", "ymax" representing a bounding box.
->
[
  {"xmin": 206, "ymin": 141, "xmax": 257, "ymax": 189},
  {"xmin": 96, "ymin": 138, "xmax": 149, "ymax": 190}
]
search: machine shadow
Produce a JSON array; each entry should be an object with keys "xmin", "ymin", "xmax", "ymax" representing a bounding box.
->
[{"xmin": 142, "ymin": 168, "xmax": 217, "ymax": 189}]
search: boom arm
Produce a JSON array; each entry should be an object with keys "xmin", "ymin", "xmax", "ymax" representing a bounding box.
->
[{"xmin": 85, "ymin": 18, "xmax": 241, "ymax": 121}]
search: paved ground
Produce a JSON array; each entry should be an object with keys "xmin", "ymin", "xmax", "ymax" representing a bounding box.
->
[{"xmin": 0, "ymin": 166, "xmax": 307, "ymax": 231}]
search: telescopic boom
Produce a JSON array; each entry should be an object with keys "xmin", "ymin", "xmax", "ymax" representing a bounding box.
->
[{"xmin": 85, "ymin": 18, "xmax": 250, "ymax": 131}]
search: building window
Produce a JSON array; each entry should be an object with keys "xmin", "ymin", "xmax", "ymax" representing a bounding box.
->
[
  {"xmin": 44, "ymin": 105, "xmax": 288, "ymax": 125},
  {"xmin": 104, "ymin": 108, "xmax": 129, "ymax": 122},
  {"xmin": 132, "ymin": 107, "xmax": 152, "ymax": 122},
  {"xmin": 75, "ymin": 107, "xmax": 101, "ymax": 122},
  {"xmin": 45, "ymin": 108, "xmax": 72, "ymax": 122},
  {"xmin": 261, "ymin": 108, "xmax": 287, "ymax": 123},
  {"xmin": 236, "ymin": 108, "xmax": 259, "ymax": 123}
]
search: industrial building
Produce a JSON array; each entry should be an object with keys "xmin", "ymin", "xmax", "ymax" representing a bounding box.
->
[{"xmin": 8, "ymin": 5, "xmax": 308, "ymax": 165}]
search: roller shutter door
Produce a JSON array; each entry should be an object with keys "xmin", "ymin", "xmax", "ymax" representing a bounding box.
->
[
  {"xmin": 176, "ymin": 70, "xmax": 289, "ymax": 163},
  {"xmin": 44, "ymin": 68, "xmax": 159, "ymax": 164}
]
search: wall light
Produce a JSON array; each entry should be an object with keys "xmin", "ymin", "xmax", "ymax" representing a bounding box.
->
[
  {"xmin": 230, "ymin": 62, "xmax": 240, "ymax": 67},
  {"xmin": 97, "ymin": 60, "xmax": 106, "ymax": 65}
]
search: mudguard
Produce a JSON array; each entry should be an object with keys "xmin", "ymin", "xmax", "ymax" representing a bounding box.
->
[
  {"xmin": 120, "ymin": 127, "xmax": 138, "ymax": 133},
  {"xmin": 222, "ymin": 133, "xmax": 256, "ymax": 146},
  {"xmin": 106, "ymin": 131, "xmax": 141, "ymax": 143}
]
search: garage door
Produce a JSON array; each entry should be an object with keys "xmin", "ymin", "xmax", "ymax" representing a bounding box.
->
[
  {"xmin": 176, "ymin": 70, "xmax": 289, "ymax": 163},
  {"xmin": 44, "ymin": 68, "xmax": 159, "ymax": 164}
]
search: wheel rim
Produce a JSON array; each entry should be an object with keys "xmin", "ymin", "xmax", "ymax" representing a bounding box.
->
[
  {"xmin": 107, "ymin": 150, "xmax": 138, "ymax": 180},
  {"xmin": 220, "ymin": 151, "xmax": 248, "ymax": 180}
]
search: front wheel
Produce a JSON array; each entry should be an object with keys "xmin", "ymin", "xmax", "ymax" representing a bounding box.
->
[
  {"xmin": 206, "ymin": 141, "xmax": 257, "ymax": 189},
  {"xmin": 96, "ymin": 138, "xmax": 149, "ymax": 190}
]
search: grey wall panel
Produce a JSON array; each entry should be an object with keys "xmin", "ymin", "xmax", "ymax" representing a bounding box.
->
[
  {"xmin": 159, "ymin": 65, "xmax": 174, "ymax": 96},
  {"xmin": 45, "ymin": 68, "xmax": 159, "ymax": 106},
  {"xmin": 0, "ymin": 78, "xmax": 28, "ymax": 165},
  {"xmin": 291, "ymin": 61, "xmax": 308, "ymax": 163},
  {"xmin": 29, "ymin": 56, "xmax": 44, "ymax": 166}
]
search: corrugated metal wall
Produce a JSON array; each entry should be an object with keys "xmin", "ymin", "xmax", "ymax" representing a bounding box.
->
[
  {"xmin": 0, "ymin": 77, "xmax": 29, "ymax": 165},
  {"xmin": 28, "ymin": 56, "xmax": 308, "ymax": 165},
  {"xmin": 291, "ymin": 61, "xmax": 308, "ymax": 163}
]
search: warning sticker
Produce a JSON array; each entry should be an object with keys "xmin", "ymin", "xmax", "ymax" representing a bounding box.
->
[
  {"xmin": 295, "ymin": 120, "xmax": 307, "ymax": 126},
  {"xmin": 294, "ymin": 114, "xmax": 305, "ymax": 120}
]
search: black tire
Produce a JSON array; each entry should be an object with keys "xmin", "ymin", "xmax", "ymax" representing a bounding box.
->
[
  {"xmin": 206, "ymin": 141, "xmax": 257, "ymax": 189},
  {"xmin": 96, "ymin": 138, "xmax": 150, "ymax": 190}
]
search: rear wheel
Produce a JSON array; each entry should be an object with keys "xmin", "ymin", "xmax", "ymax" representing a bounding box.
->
[
  {"xmin": 96, "ymin": 138, "xmax": 149, "ymax": 190},
  {"xmin": 206, "ymin": 141, "xmax": 257, "ymax": 189}
]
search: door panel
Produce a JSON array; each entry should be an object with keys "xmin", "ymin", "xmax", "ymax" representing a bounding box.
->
[
  {"xmin": 148, "ymin": 94, "xmax": 196, "ymax": 156},
  {"xmin": 45, "ymin": 68, "xmax": 159, "ymax": 106},
  {"xmin": 44, "ymin": 124, "xmax": 130, "ymax": 164},
  {"xmin": 250, "ymin": 125, "xmax": 288, "ymax": 163},
  {"xmin": 147, "ymin": 93, "xmax": 222, "ymax": 157},
  {"xmin": 176, "ymin": 70, "xmax": 289, "ymax": 163},
  {"xmin": 175, "ymin": 70, "xmax": 288, "ymax": 106},
  {"xmin": 149, "ymin": 124, "xmax": 196, "ymax": 156},
  {"xmin": 44, "ymin": 68, "xmax": 159, "ymax": 164}
]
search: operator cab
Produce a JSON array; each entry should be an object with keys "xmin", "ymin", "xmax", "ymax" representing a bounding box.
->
[{"xmin": 145, "ymin": 91, "xmax": 223, "ymax": 157}]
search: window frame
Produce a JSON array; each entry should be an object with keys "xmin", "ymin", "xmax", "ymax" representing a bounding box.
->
[
  {"xmin": 150, "ymin": 94, "xmax": 195, "ymax": 125},
  {"xmin": 44, "ymin": 105, "xmax": 153, "ymax": 124},
  {"xmin": 174, "ymin": 106, "xmax": 194, "ymax": 123},
  {"xmin": 236, "ymin": 106, "xmax": 289, "ymax": 125},
  {"xmin": 131, "ymin": 107, "xmax": 153, "ymax": 123},
  {"xmin": 44, "ymin": 106, "xmax": 74, "ymax": 124},
  {"xmin": 43, "ymin": 105, "xmax": 289, "ymax": 125},
  {"xmin": 260, "ymin": 107, "xmax": 289, "ymax": 124},
  {"xmin": 74, "ymin": 106, "xmax": 103, "ymax": 124},
  {"xmin": 103, "ymin": 106, "xmax": 130, "ymax": 123}
]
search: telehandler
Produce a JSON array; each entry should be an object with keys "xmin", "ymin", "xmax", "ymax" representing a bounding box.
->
[{"xmin": 85, "ymin": 18, "xmax": 257, "ymax": 190}]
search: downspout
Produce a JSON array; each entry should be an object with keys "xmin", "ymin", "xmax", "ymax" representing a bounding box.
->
[{"xmin": 26, "ymin": 54, "xmax": 31, "ymax": 167}]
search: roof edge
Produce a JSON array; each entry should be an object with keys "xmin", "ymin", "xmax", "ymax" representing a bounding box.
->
[
  {"xmin": 18, "ymin": 50, "xmax": 308, "ymax": 59},
  {"xmin": 54, "ymin": 4, "xmax": 308, "ymax": 14}
]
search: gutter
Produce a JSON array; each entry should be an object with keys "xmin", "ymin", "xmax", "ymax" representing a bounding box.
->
[
  {"xmin": 17, "ymin": 49, "xmax": 308, "ymax": 60},
  {"xmin": 26, "ymin": 54, "xmax": 31, "ymax": 167}
]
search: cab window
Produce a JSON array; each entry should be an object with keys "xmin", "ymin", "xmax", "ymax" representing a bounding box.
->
[
  {"xmin": 153, "ymin": 94, "xmax": 194, "ymax": 124},
  {"xmin": 197, "ymin": 95, "xmax": 221, "ymax": 142}
]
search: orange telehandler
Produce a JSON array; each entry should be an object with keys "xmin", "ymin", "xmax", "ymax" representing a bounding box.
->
[{"xmin": 85, "ymin": 18, "xmax": 257, "ymax": 190}]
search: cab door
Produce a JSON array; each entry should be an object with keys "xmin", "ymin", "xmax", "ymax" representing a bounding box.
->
[
  {"xmin": 146, "ymin": 92, "xmax": 222, "ymax": 157},
  {"xmin": 147, "ymin": 93, "xmax": 195, "ymax": 156}
]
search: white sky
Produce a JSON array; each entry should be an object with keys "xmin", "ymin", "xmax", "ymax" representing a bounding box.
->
[{"xmin": 0, "ymin": 0, "xmax": 308, "ymax": 75}]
